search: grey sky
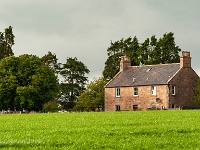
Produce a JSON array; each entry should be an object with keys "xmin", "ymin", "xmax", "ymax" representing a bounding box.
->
[{"xmin": 1, "ymin": 0, "xmax": 200, "ymax": 80}]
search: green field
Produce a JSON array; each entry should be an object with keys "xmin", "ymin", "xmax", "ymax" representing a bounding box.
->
[{"xmin": 1, "ymin": 110, "xmax": 200, "ymax": 150}]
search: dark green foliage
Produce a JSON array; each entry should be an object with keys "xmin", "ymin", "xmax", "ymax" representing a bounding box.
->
[
  {"xmin": 0, "ymin": 54, "xmax": 59, "ymax": 111},
  {"xmin": 75, "ymin": 77, "xmax": 108, "ymax": 111},
  {"xmin": 0, "ymin": 26, "xmax": 15, "ymax": 60},
  {"xmin": 43, "ymin": 101, "xmax": 60, "ymax": 112},
  {"xmin": 103, "ymin": 36, "xmax": 140, "ymax": 80},
  {"xmin": 103, "ymin": 32, "xmax": 181, "ymax": 79},
  {"xmin": 138, "ymin": 38, "xmax": 150, "ymax": 65},
  {"xmin": 59, "ymin": 57, "xmax": 90, "ymax": 110},
  {"xmin": 192, "ymin": 78, "xmax": 200, "ymax": 104},
  {"xmin": 41, "ymin": 51, "xmax": 60, "ymax": 74}
]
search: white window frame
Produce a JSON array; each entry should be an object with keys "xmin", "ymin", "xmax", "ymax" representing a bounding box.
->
[
  {"xmin": 133, "ymin": 87, "xmax": 138, "ymax": 96},
  {"xmin": 116, "ymin": 88, "xmax": 120, "ymax": 97},
  {"xmin": 151, "ymin": 86, "xmax": 156, "ymax": 95},
  {"xmin": 172, "ymin": 86, "xmax": 175, "ymax": 95}
]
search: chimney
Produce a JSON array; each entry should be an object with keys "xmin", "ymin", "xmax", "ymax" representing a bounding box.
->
[
  {"xmin": 120, "ymin": 56, "xmax": 131, "ymax": 71},
  {"xmin": 180, "ymin": 51, "xmax": 191, "ymax": 68}
]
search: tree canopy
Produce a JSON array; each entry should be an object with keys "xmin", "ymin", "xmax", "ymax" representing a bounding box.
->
[
  {"xmin": 41, "ymin": 51, "xmax": 60, "ymax": 74},
  {"xmin": 75, "ymin": 77, "xmax": 107, "ymax": 111},
  {"xmin": 59, "ymin": 57, "xmax": 90, "ymax": 110},
  {"xmin": 0, "ymin": 54, "xmax": 58, "ymax": 111},
  {"xmin": 103, "ymin": 32, "xmax": 181, "ymax": 80},
  {"xmin": 0, "ymin": 26, "xmax": 15, "ymax": 60},
  {"xmin": 192, "ymin": 78, "xmax": 200, "ymax": 104}
]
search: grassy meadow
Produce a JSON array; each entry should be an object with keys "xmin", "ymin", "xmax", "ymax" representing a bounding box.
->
[{"xmin": 1, "ymin": 110, "xmax": 200, "ymax": 149}]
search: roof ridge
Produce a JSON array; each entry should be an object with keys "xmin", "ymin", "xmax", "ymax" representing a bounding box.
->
[{"xmin": 130, "ymin": 63, "xmax": 180, "ymax": 69}]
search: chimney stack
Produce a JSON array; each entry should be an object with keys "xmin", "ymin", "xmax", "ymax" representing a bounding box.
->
[
  {"xmin": 120, "ymin": 56, "xmax": 131, "ymax": 71},
  {"xmin": 180, "ymin": 51, "xmax": 191, "ymax": 68}
]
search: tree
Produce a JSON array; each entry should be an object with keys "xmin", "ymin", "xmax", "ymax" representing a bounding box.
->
[
  {"xmin": 75, "ymin": 77, "xmax": 107, "ymax": 111},
  {"xmin": 137, "ymin": 38, "xmax": 150, "ymax": 65},
  {"xmin": 103, "ymin": 53, "xmax": 121, "ymax": 80},
  {"xmin": 148, "ymin": 35, "xmax": 161, "ymax": 64},
  {"xmin": 192, "ymin": 78, "xmax": 200, "ymax": 104},
  {"xmin": 0, "ymin": 54, "xmax": 58, "ymax": 111},
  {"xmin": 158, "ymin": 32, "xmax": 181, "ymax": 64},
  {"xmin": 0, "ymin": 26, "xmax": 15, "ymax": 60},
  {"xmin": 41, "ymin": 51, "xmax": 60, "ymax": 74},
  {"xmin": 103, "ymin": 36, "xmax": 140, "ymax": 80},
  {"xmin": 43, "ymin": 101, "xmax": 60, "ymax": 113},
  {"xmin": 103, "ymin": 32, "xmax": 181, "ymax": 79},
  {"xmin": 59, "ymin": 57, "xmax": 89, "ymax": 110}
]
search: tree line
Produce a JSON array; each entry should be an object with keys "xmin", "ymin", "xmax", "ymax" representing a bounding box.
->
[
  {"xmin": 1, "ymin": 26, "xmax": 199, "ymax": 112},
  {"xmin": 103, "ymin": 32, "xmax": 181, "ymax": 80},
  {"xmin": 0, "ymin": 26, "xmax": 90, "ymax": 112}
]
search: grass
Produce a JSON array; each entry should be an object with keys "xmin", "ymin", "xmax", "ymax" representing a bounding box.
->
[{"xmin": 1, "ymin": 110, "xmax": 200, "ymax": 149}]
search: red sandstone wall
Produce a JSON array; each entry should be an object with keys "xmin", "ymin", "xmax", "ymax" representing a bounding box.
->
[
  {"xmin": 168, "ymin": 68, "xmax": 199, "ymax": 108},
  {"xmin": 105, "ymin": 85, "xmax": 169, "ymax": 111}
]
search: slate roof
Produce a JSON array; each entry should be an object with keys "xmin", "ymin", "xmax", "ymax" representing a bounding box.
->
[{"xmin": 105, "ymin": 63, "xmax": 180, "ymax": 88}]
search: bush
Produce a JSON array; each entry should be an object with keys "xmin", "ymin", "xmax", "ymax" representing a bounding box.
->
[{"xmin": 43, "ymin": 101, "xmax": 59, "ymax": 112}]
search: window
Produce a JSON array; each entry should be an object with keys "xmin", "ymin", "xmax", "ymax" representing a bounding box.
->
[
  {"xmin": 115, "ymin": 105, "xmax": 120, "ymax": 111},
  {"xmin": 172, "ymin": 86, "xmax": 175, "ymax": 95},
  {"xmin": 133, "ymin": 105, "xmax": 138, "ymax": 111},
  {"xmin": 133, "ymin": 87, "xmax": 138, "ymax": 96},
  {"xmin": 116, "ymin": 88, "xmax": 120, "ymax": 97},
  {"xmin": 172, "ymin": 104, "xmax": 175, "ymax": 108},
  {"xmin": 152, "ymin": 104, "xmax": 157, "ymax": 109},
  {"xmin": 151, "ymin": 86, "xmax": 156, "ymax": 95}
]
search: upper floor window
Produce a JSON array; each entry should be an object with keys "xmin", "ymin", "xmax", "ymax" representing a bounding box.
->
[
  {"xmin": 133, "ymin": 87, "xmax": 138, "ymax": 96},
  {"xmin": 116, "ymin": 88, "xmax": 120, "ymax": 97},
  {"xmin": 151, "ymin": 86, "xmax": 156, "ymax": 95},
  {"xmin": 172, "ymin": 86, "xmax": 175, "ymax": 95}
]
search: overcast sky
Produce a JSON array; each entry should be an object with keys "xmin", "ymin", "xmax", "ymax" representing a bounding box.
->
[{"xmin": 1, "ymin": 0, "xmax": 200, "ymax": 80}]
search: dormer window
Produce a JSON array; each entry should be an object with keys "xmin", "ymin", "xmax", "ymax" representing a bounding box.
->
[
  {"xmin": 151, "ymin": 86, "xmax": 156, "ymax": 95},
  {"xmin": 116, "ymin": 88, "xmax": 120, "ymax": 97}
]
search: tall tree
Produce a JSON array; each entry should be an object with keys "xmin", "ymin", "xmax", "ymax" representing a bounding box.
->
[
  {"xmin": 0, "ymin": 54, "xmax": 58, "ymax": 111},
  {"xmin": 103, "ymin": 53, "xmax": 121, "ymax": 80},
  {"xmin": 41, "ymin": 51, "xmax": 60, "ymax": 74},
  {"xmin": 0, "ymin": 26, "xmax": 15, "ymax": 60},
  {"xmin": 103, "ymin": 36, "xmax": 140, "ymax": 80},
  {"xmin": 59, "ymin": 57, "xmax": 89, "ymax": 110},
  {"xmin": 159, "ymin": 32, "xmax": 181, "ymax": 64},
  {"xmin": 137, "ymin": 38, "xmax": 150, "ymax": 65},
  {"xmin": 75, "ymin": 77, "xmax": 108, "ymax": 111},
  {"xmin": 148, "ymin": 35, "xmax": 161, "ymax": 64},
  {"xmin": 129, "ymin": 36, "xmax": 140, "ymax": 66},
  {"xmin": 103, "ymin": 32, "xmax": 181, "ymax": 79}
]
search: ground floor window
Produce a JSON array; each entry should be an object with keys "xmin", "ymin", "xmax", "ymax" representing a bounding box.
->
[
  {"xmin": 115, "ymin": 105, "xmax": 120, "ymax": 111},
  {"xmin": 172, "ymin": 104, "xmax": 174, "ymax": 108},
  {"xmin": 133, "ymin": 105, "xmax": 138, "ymax": 111}
]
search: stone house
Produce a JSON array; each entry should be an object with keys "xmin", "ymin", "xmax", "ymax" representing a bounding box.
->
[{"xmin": 105, "ymin": 51, "xmax": 199, "ymax": 111}]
